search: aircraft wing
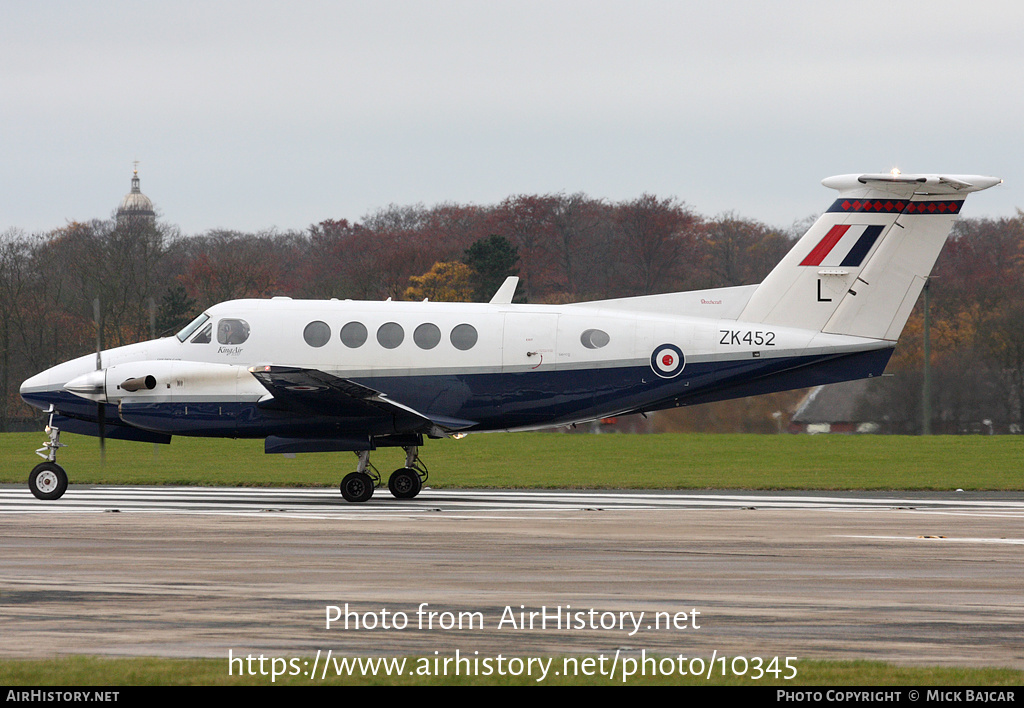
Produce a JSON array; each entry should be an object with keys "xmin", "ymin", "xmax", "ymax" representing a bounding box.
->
[{"xmin": 248, "ymin": 365, "xmax": 476, "ymax": 435}]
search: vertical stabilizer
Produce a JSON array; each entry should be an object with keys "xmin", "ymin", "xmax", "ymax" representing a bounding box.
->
[{"xmin": 739, "ymin": 173, "xmax": 1000, "ymax": 340}]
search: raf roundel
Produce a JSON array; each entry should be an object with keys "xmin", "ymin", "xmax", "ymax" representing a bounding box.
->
[{"xmin": 650, "ymin": 343, "xmax": 685, "ymax": 378}]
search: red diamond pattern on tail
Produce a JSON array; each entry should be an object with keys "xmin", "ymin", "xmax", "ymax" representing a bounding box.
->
[{"xmin": 828, "ymin": 198, "xmax": 961, "ymax": 214}]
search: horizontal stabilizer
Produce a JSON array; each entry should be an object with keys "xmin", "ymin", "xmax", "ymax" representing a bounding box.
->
[{"xmin": 822, "ymin": 173, "xmax": 1002, "ymax": 195}]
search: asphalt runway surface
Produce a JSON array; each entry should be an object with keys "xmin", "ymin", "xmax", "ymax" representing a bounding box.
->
[{"xmin": 1, "ymin": 485, "xmax": 1022, "ymax": 672}]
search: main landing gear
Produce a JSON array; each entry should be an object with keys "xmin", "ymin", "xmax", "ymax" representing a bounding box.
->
[
  {"xmin": 339, "ymin": 446, "xmax": 428, "ymax": 503},
  {"xmin": 29, "ymin": 406, "xmax": 69, "ymax": 500}
]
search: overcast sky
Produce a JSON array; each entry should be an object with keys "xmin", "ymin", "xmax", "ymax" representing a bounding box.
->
[{"xmin": 2, "ymin": 1, "xmax": 1021, "ymax": 235}]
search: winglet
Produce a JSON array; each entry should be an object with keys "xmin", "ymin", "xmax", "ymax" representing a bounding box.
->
[{"xmin": 489, "ymin": 276, "xmax": 519, "ymax": 304}]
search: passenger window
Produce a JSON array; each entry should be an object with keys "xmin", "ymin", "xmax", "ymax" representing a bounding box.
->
[
  {"xmin": 217, "ymin": 319, "xmax": 250, "ymax": 345},
  {"xmin": 341, "ymin": 321, "xmax": 368, "ymax": 348},
  {"xmin": 377, "ymin": 322, "xmax": 404, "ymax": 349},
  {"xmin": 414, "ymin": 323, "xmax": 441, "ymax": 350},
  {"xmin": 191, "ymin": 323, "xmax": 212, "ymax": 344},
  {"xmin": 450, "ymin": 323, "xmax": 478, "ymax": 351},
  {"xmin": 303, "ymin": 321, "xmax": 331, "ymax": 348}
]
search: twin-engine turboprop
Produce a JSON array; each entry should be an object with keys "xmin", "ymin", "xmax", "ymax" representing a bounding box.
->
[{"xmin": 20, "ymin": 172, "xmax": 1001, "ymax": 502}]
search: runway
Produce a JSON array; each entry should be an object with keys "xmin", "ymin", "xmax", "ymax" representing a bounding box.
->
[
  {"xmin": 1, "ymin": 485, "xmax": 1022, "ymax": 673},
  {"xmin": 3, "ymin": 484, "xmax": 1023, "ymax": 516}
]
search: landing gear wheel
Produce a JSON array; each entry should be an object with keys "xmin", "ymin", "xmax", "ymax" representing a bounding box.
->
[
  {"xmin": 29, "ymin": 462, "xmax": 68, "ymax": 501},
  {"xmin": 340, "ymin": 472, "xmax": 374, "ymax": 503},
  {"xmin": 388, "ymin": 468, "xmax": 422, "ymax": 499}
]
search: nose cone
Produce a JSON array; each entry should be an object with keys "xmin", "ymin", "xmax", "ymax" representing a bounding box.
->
[
  {"xmin": 64, "ymin": 369, "xmax": 107, "ymax": 401},
  {"xmin": 20, "ymin": 369, "xmax": 54, "ymax": 410}
]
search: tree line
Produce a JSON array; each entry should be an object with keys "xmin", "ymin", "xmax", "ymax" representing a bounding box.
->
[{"xmin": 1, "ymin": 195, "xmax": 1022, "ymax": 433}]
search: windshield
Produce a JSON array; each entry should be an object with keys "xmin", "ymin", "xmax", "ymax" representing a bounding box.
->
[{"xmin": 175, "ymin": 313, "xmax": 210, "ymax": 343}]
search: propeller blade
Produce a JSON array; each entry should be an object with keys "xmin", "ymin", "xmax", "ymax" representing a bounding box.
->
[
  {"xmin": 94, "ymin": 298, "xmax": 105, "ymax": 465},
  {"xmin": 97, "ymin": 401, "xmax": 106, "ymax": 463}
]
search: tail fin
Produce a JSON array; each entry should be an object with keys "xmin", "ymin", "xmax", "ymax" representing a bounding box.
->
[{"xmin": 739, "ymin": 173, "xmax": 1000, "ymax": 340}]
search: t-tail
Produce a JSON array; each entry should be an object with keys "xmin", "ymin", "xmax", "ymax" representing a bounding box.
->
[{"xmin": 739, "ymin": 173, "xmax": 1001, "ymax": 340}]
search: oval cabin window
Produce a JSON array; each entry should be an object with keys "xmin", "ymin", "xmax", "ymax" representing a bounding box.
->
[
  {"xmin": 414, "ymin": 323, "xmax": 442, "ymax": 350},
  {"xmin": 580, "ymin": 328, "xmax": 610, "ymax": 349},
  {"xmin": 450, "ymin": 323, "xmax": 478, "ymax": 351},
  {"xmin": 377, "ymin": 322, "xmax": 405, "ymax": 349},
  {"xmin": 303, "ymin": 321, "xmax": 331, "ymax": 348},
  {"xmin": 341, "ymin": 321, "xmax": 368, "ymax": 348}
]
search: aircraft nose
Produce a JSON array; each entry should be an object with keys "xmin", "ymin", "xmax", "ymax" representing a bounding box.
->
[
  {"xmin": 20, "ymin": 367, "xmax": 59, "ymax": 410},
  {"xmin": 20, "ymin": 369, "xmax": 48, "ymax": 396},
  {"xmin": 20, "ymin": 353, "xmax": 102, "ymax": 410}
]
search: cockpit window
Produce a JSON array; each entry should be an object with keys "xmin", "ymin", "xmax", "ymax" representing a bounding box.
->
[
  {"xmin": 176, "ymin": 313, "xmax": 210, "ymax": 343},
  {"xmin": 191, "ymin": 323, "xmax": 212, "ymax": 344},
  {"xmin": 217, "ymin": 319, "xmax": 250, "ymax": 345}
]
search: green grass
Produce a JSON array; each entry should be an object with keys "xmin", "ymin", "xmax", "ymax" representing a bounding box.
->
[
  {"xmin": 1, "ymin": 430, "xmax": 1022, "ymax": 490},
  {"xmin": 1, "ymin": 656, "xmax": 1021, "ymax": 686}
]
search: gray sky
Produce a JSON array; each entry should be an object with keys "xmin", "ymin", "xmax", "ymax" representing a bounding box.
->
[{"xmin": 2, "ymin": 1, "xmax": 1021, "ymax": 235}]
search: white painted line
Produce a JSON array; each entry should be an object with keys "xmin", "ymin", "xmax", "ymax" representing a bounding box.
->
[{"xmin": 839, "ymin": 535, "xmax": 1024, "ymax": 545}]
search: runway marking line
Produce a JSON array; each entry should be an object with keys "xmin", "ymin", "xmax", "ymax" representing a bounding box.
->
[{"xmin": 839, "ymin": 534, "xmax": 1024, "ymax": 545}]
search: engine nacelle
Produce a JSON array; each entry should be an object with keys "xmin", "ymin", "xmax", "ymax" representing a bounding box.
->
[{"xmin": 64, "ymin": 360, "xmax": 265, "ymax": 404}]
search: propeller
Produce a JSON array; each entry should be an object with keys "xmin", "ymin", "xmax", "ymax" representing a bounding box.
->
[{"xmin": 93, "ymin": 298, "xmax": 105, "ymax": 464}]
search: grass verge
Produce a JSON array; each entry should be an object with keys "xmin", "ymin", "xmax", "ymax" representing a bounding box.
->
[
  {"xmin": 1, "ymin": 656, "xmax": 1022, "ymax": 686},
  {"xmin": 1, "ymin": 431, "xmax": 1022, "ymax": 490}
]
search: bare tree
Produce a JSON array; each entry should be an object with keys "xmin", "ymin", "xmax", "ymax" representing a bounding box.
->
[{"xmin": 613, "ymin": 194, "xmax": 700, "ymax": 296}]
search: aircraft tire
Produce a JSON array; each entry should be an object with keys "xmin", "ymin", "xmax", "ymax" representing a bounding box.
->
[
  {"xmin": 340, "ymin": 472, "xmax": 374, "ymax": 503},
  {"xmin": 388, "ymin": 468, "xmax": 422, "ymax": 499},
  {"xmin": 29, "ymin": 462, "xmax": 68, "ymax": 501}
]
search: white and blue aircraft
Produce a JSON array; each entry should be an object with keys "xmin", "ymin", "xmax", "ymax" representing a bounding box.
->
[{"xmin": 20, "ymin": 172, "xmax": 1000, "ymax": 502}]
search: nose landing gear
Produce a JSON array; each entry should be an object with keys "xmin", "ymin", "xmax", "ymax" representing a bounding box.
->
[{"xmin": 29, "ymin": 406, "xmax": 69, "ymax": 500}]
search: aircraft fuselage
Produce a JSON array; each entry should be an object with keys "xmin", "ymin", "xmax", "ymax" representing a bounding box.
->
[{"xmin": 21, "ymin": 295, "xmax": 892, "ymax": 446}]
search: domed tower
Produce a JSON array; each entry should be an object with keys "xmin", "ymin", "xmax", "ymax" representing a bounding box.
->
[{"xmin": 116, "ymin": 164, "xmax": 156, "ymax": 228}]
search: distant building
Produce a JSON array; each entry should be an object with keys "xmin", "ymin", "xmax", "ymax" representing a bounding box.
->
[
  {"xmin": 116, "ymin": 166, "xmax": 156, "ymax": 228},
  {"xmin": 789, "ymin": 379, "xmax": 880, "ymax": 434}
]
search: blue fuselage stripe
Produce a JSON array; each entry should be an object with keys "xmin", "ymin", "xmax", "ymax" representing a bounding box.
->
[{"xmin": 23, "ymin": 348, "xmax": 893, "ymax": 439}]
